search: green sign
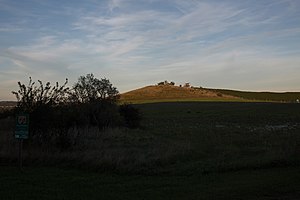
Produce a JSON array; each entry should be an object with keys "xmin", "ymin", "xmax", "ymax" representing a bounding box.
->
[{"xmin": 15, "ymin": 114, "xmax": 29, "ymax": 139}]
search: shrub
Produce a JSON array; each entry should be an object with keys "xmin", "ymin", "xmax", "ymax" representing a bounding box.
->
[
  {"xmin": 12, "ymin": 77, "xmax": 69, "ymax": 112},
  {"xmin": 0, "ymin": 107, "xmax": 14, "ymax": 119},
  {"xmin": 11, "ymin": 75, "xmax": 124, "ymax": 149},
  {"xmin": 79, "ymin": 100, "xmax": 122, "ymax": 129},
  {"xmin": 119, "ymin": 104, "xmax": 142, "ymax": 128}
]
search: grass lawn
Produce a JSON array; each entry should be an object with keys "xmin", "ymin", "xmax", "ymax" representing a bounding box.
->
[{"xmin": 1, "ymin": 166, "xmax": 300, "ymax": 200}]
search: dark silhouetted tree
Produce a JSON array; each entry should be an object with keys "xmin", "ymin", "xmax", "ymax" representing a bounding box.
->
[
  {"xmin": 71, "ymin": 73, "xmax": 119, "ymax": 103},
  {"xmin": 12, "ymin": 77, "xmax": 69, "ymax": 112},
  {"xmin": 119, "ymin": 104, "xmax": 142, "ymax": 128},
  {"xmin": 11, "ymin": 75, "xmax": 141, "ymax": 149}
]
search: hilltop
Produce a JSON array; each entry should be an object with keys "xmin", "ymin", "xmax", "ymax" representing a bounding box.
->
[{"xmin": 120, "ymin": 85, "xmax": 239, "ymax": 103}]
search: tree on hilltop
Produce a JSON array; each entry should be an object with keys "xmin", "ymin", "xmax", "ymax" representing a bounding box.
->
[{"xmin": 157, "ymin": 80, "xmax": 175, "ymax": 86}]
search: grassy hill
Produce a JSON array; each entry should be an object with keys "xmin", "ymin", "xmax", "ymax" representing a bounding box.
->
[
  {"xmin": 120, "ymin": 85, "xmax": 240, "ymax": 103},
  {"xmin": 120, "ymin": 84, "xmax": 300, "ymax": 103},
  {"xmin": 206, "ymin": 88, "xmax": 300, "ymax": 102}
]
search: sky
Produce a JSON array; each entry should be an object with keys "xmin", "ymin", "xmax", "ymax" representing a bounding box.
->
[{"xmin": 0, "ymin": 0, "xmax": 300, "ymax": 100}]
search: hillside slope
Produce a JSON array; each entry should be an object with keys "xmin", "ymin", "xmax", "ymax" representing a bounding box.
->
[
  {"xmin": 207, "ymin": 88, "xmax": 300, "ymax": 102},
  {"xmin": 120, "ymin": 85, "xmax": 239, "ymax": 103},
  {"xmin": 0, "ymin": 101, "xmax": 17, "ymax": 107}
]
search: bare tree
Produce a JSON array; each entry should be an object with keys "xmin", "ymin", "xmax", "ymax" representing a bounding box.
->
[{"xmin": 12, "ymin": 77, "xmax": 69, "ymax": 111}]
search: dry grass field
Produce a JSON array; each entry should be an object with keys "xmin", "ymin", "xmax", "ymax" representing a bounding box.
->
[
  {"xmin": 120, "ymin": 85, "xmax": 240, "ymax": 103},
  {"xmin": 120, "ymin": 85, "xmax": 300, "ymax": 103}
]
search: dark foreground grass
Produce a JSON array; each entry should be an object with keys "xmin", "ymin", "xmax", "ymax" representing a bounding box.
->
[
  {"xmin": 1, "ymin": 102, "xmax": 300, "ymax": 199},
  {"xmin": 1, "ymin": 166, "xmax": 300, "ymax": 200},
  {"xmin": 134, "ymin": 102, "xmax": 300, "ymax": 173},
  {"xmin": 1, "ymin": 102, "xmax": 300, "ymax": 174}
]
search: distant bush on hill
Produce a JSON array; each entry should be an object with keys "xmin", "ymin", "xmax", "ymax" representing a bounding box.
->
[{"xmin": 157, "ymin": 80, "xmax": 175, "ymax": 86}]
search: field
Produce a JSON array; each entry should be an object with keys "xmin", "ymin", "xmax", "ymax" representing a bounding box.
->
[
  {"xmin": 206, "ymin": 88, "xmax": 300, "ymax": 102},
  {"xmin": 1, "ymin": 102, "xmax": 300, "ymax": 199},
  {"xmin": 1, "ymin": 166, "xmax": 300, "ymax": 200}
]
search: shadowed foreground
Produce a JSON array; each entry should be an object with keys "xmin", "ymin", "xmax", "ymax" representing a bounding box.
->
[
  {"xmin": 1, "ymin": 102, "xmax": 300, "ymax": 199},
  {"xmin": 1, "ymin": 166, "xmax": 300, "ymax": 200}
]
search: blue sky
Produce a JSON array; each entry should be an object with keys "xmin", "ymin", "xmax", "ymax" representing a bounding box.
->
[{"xmin": 1, "ymin": 0, "xmax": 300, "ymax": 100}]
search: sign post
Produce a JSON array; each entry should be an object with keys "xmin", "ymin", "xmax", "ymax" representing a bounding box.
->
[{"xmin": 15, "ymin": 113, "xmax": 29, "ymax": 170}]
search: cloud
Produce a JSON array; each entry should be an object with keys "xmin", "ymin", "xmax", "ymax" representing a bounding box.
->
[
  {"xmin": 1, "ymin": 0, "xmax": 300, "ymax": 100},
  {"xmin": 0, "ymin": 26, "xmax": 22, "ymax": 32},
  {"xmin": 108, "ymin": 0, "xmax": 124, "ymax": 11}
]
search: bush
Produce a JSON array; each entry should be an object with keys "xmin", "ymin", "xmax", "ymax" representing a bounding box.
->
[
  {"xmin": 78, "ymin": 100, "xmax": 122, "ymax": 129},
  {"xmin": 119, "ymin": 104, "xmax": 142, "ymax": 128},
  {"xmin": 27, "ymin": 104, "xmax": 73, "ymax": 149},
  {"xmin": 12, "ymin": 77, "xmax": 70, "ymax": 112},
  {"xmin": 26, "ymin": 100, "xmax": 126, "ymax": 149},
  {"xmin": 0, "ymin": 107, "xmax": 14, "ymax": 119},
  {"xmin": 10, "ymin": 75, "xmax": 126, "ymax": 149}
]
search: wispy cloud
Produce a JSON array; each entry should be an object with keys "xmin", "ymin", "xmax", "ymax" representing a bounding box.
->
[
  {"xmin": 0, "ymin": 26, "xmax": 23, "ymax": 32},
  {"xmin": 0, "ymin": 0, "xmax": 300, "ymax": 100}
]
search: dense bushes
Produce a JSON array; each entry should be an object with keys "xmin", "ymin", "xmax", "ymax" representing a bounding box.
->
[
  {"xmin": 25, "ymin": 101, "xmax": 123, "ymax": 149},
  {"xmin": 11, "ymin": 74, "xmax": 142, "ymax": 149},
  {"xmin": 119, "ymin": 104, "xmax": 142, "ymax": 128},
  {"xmin": 0, "ymin": 107, "xmax": 14, "ymax": 119}
]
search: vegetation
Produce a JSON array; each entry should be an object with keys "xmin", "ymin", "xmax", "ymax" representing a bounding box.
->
[
  {"xmin": 120, "ymin": 85, "xmax": 239, "ymax": 104},
  {"xmin": 120, "ymin": 83, "xmax": 300, "ymax": 103},
  {"xmin": 1, "ymin": 102, "xmax": 299, "ymax": 173},
  {"xmin": 6, "ymin": 74, "xmax": 141, "ymax": 149},
  {"xmin": 11, "ymin": 77, "xmax": 69, "ymax": 111},
  {"xmin": 119, "ymin": 104, "xmax": 142, "ymax": 128},
  {"xmin": 157, "ymin": 80, "xmax": 175, "ymax": 86},
  {"xmin": 71, "ymin": 73, "xmax": 119, "ymax": 103},
  {"xmin": 1, "ymin": 166, "xmax": 299, "ymax": 200},
  {"xmin": 1, "ymin": 101, "xmax": 300, "ymax": 199},
  {"xmin": 206, "ymin": 88, "xmax": 300, "ymax": 102},
  {"xmin": 1, "ymin": 80, "xmax": 300, "ymax": 199}
]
